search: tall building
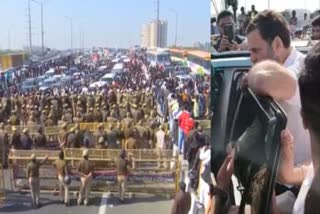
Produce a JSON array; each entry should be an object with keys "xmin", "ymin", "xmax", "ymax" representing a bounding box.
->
[
  {"xmin": 141, "ymin": 24, "xmax": 150, "ymax": 48},
  {"xmin": 140, "ymin": 20, "xmax": 168, "ymax": 48}
]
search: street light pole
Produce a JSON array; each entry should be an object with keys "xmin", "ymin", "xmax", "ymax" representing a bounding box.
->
[
  {"xmin": 169, "ymin": 9, "xmax": 178, "ymax": 47},
  {"xmin": 40, "ymin": 3, "xmax": 44, "ymax": 61},
  {"xmin": 28, "ymin": 0, "xmax": 33, "ymax": 54},
  {"xmin": 65, "ymin": 16, "xmax": 73, "ymax": 53},
  {"xmin": 31, "ymin": 0, "xmax": 45, "ymax": 61}
]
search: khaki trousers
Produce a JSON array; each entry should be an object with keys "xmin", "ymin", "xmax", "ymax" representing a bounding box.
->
[
  {"xmin": 117, "ymin": 175, "xmax": 127, "ymax": 200},
  {"xmin": 78, "ymin": 177, "xmax": 91, "ymax": 205},
  {"xmin": 58, "ymin": 175, "xmax": 70, "ymax": 203},
  {"xmin": 29, "ymin": 177, "xmax": 40, "ymax": 206}
]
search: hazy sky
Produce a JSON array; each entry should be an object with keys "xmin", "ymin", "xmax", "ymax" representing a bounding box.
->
[{"xmin": 0, "ymin": 0, "xmax": 210, "ymax": 50}]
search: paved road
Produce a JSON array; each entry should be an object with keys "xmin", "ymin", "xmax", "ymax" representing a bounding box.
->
[
  {"xmin": 0, "ymin": 170, "xmax": 173, "ymax": 214},
  {"xmin": 0, "ymin": 192, "xmax": 172, "ymax": 214}
]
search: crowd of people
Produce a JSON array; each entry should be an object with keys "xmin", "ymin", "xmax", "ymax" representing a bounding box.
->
[
  {"xmin": 212, "ymin": 5, "xmax": 320, "ymax": 52},
  {"xmin": 211, "ymin": 8, "xmax": 320, "ymax": 214},
  {"xmin": 0, "ymin": 48, "xmax": 212, "ymax": 211}
]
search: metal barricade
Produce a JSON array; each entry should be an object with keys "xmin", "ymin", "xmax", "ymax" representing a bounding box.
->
[{"xmin": 8, "ymin": 149, "xmax": 180, "ymax": 198}]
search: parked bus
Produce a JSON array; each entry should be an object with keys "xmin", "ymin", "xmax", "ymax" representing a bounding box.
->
[{"xmin": 146, "ymin": 49, "xmax": 172, "ymax": 67}]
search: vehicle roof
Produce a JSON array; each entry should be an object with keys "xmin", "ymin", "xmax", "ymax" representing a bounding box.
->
[
  {"xmin": 112, "ymin": 63, "xmax": 124, "ymax": 70},
  {"xmin": 176, "ymin": 74, "xmax": 191, "ymax": 78},
  {"xmin": 24, "ymin": 78, "xmax": 36, "ymax": 81},
  {"xmin": 101, "ymin": 73, "xmax": 116, "ymax": 78},
  {"xmin": 212, "ymin": 51, "xmax": 252, "ymax": 68}
]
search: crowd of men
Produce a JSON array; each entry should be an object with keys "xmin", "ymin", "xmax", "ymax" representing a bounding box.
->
[
  {"xmin": 0, "ymin": 49, "xmax": 211, "ymax": 211},
  {"xmin": 212, "ymin": 5, "xmax": 320, "ymax": 52}
]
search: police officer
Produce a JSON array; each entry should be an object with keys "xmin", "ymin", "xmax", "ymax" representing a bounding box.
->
[
  {"xmin": 125, "ymin": 130, "xmax": 137, "ymax": 150},
  {"xmin": 34, "ymin": 127, "xmax": 47, "ymax": 149},
  {"xmin": 27, "ymin": 154, "xmax": 48, "ymax": 208},
  {"xmin": 46, "ymin": 113, "xmax": 55, "ymax": 126},
  {"xmin": 95, "ymin": 122, "xmax": 105, "ymax": 137},
  {"xmin": 59, "ymin": 123, "xmax": 68, "ymax": 149},
  {"xmin": 77, "ymin": 149, "xmax": 94, "ymax": 206},
  {"xmin": 0, "ymin": 123, "xmax": 8, "ymax": 167},
  {"xmin": 21, "ymin": 128, "xmax": 33, "ymax": 150},
  {"xmin": 53, "ymin": 150, "xmax": 70, "ymax": 206},
  {"xmin": 95, "ymin": 136, "xmax": 105, "ymax": 149},
  {"xmin": 115, "ymin": 150, "xmax": 132, "ymax": 203}
]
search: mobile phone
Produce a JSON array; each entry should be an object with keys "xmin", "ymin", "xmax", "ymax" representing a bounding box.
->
[{"xmin": 223, "ymin": 24, "xmax": 234, "ymax": 43}]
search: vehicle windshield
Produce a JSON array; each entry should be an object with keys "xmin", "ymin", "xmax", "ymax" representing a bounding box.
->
[
  {"xmin": 100, "ymin": 77, "xmax": 113, "ymax": 83},
  {"xmin": 23, "ymin": 80, "xmax": 35, "ymax": 86},
  {"xmin": 157, "ymin": 54, "xmax": 170, "ymax": 62},
  {"xmin": 42, "ymin": 80, "xmax": 55, "ymax": 86}
]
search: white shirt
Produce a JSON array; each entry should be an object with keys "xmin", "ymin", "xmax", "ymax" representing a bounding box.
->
[
  {"xmin": 199, "ymin": 147, "xmax": 211, "ymax": 166},
  {"xmin": 156, "ymin": 130, "xmax": 166, "ymax": 150},
  {"xmin": 81, "ymin": 87, "xmax": 88, "ymax": 95},
  {"xmin": 280, "ymin": 48, "xmax": 311, "ymax": 165},
  {"xmin": 293, "ymin": 164, "xmax": 314, "ymax": 214}
]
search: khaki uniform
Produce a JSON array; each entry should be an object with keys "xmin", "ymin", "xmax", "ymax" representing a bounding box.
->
[
  {"xmin": 73, "ymin": 116, "xmax": 83, "ymax": 124},
  {"xmin": 125, "ymin": 137, "xmax": 137, "ymax": 150},
  {"xmin": 119, "ymin": 107, "xmax": 127, "ymax": 120},
  {"xmin": 54, "ymin": 159, "xmax": 69, "ymax": 204},
  {"xmin": 122, "ymin": 117, "xmax": 134, "ymax": 129},
  {"xmin": 101, "ymin": 109, "xmax": 108, "ymax": 122},
  {"xmin": 77, "ymin": 159, "xmax": 94, "ymax": 205},
  {"xmin": 0, "ymin": 129, "xmax": 8, "ymax": 167},
  {"xmin": 115, "ymin": 158, "xmax": 130, "ymax": 201},
  {"xmin": 46, "ymin": 118, "xmax": 55, "ymax": 127},
  {"xmin": 27, "ymin": 159, "xmax": 46, "ymax": 207},
  {"xmin": 59, "ymin": 130, "xmax": 68, "ymax": 148},
  {"xmin": 93, "ymin": 110, "xmax": 102, "ymax": 122},
  {"xmin": 85, "ymin": 112, "xmax": 94, "ymax": 122}
]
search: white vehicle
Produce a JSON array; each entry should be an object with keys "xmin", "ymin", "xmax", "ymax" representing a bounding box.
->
[
  {"xmin": 98, "ymin": 65, "xmax": 108, "ymax": 72},
  {"xmin": 89, "ymin": 73, "xmax": 117, "ymax": 89},
  {"xmin": 175, "ymin": 74, "xmax": 193, "ymax": 85},
  {"xmin": 45, "ymin": 68, "xmax": 55, "ymax": 77},
  {"xmin": 123, "ymin": 58, "xmax": 130, "ymax": 63},
  {"xmin": 111, "ymin": 63, "xmax": 124, "ymax": 74},
  {"xmin": 100, "ymin": 73, "xmax": 117, "ymax": 83},
  {"xmin": 111, "ymin": 58, "xmax": 120, "ymax": 63},
  {"xmin": 146, "ymin": 49, "xmax": 172, "ymax": 67}
]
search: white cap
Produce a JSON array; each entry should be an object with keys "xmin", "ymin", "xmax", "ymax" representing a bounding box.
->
[
  {"xmin": 82, "ymin": 149, "xmax": 89, "ymax": 157},
  {"xmin": 31, "ymin": 154, "xmax": 36, "ymax": 160}
]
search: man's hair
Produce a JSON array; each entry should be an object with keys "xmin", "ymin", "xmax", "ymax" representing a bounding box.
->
[
  {"xmin": 299, "ymin": 42, "xmax": 320, "ymax": 137},
  {"xmin": 194, "ymin": 121, "xmax": 199, "ymax": 129},
  {"xmin": 312, "ymin": 15, "xmax": 320, "ymax": 27},
  {"xmin": 211, "ymin": 17, "xmax": 216, "ymax": 24},
  {"xmin": 299, "ymin": 41, "xmax": 320, "ymax": 213},
  {"xmin": 179, "ymin": 181, "xmax": 186, "ymax": 191},
  {"xmin": 217, "ymin": 10, "xmax": 233, "ymax": 25},
  {"xmin": 246, "ymin": 10, "xmax": 291, "ymax": 48},
  {"xmin": 120, "ymin": 149, "xmax": 126, "ymax": 159},
  {"xmin": 59, "ymin": 150, "xmax": 64, "ymax": 160}
]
